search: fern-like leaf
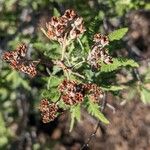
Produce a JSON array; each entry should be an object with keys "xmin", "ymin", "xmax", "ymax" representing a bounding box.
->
[
  {"xmin": 101, "ymin": 57, "xmax": 139, "ymax": 72},
  {"xmin": 108, "ymin": 28, "xmax": 128, "ymax": 41},
  {"xmin": 47, "ymin": 76, "xmax": 63, "ymax": 89},
  {"xmin": 102, "ymin": 85, "xmax": 126, "ymax": 91},
  {"xmin": 69, "ymin": 104, "xmax": 81, "ymax": 132},
  {"xmin": 86, "ymin": 16, "xmax": 100, "ymax": 45},
  {"xmin": 86, "ymin": 100, "xmax": 109, "ymax": 124}
]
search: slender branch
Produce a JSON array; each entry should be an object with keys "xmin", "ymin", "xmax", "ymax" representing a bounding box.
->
[
  {"xmin": 133, "ymin": 68, "xmax": 142, "ymax": 83},
  {"xmin": 77, "ymin": 38, "xmax": 84, "ymax": 51},
  {"xmin": 72, "ymin": 59, "xmax": 85, "ymax": 69},
  {"xmin": 61, "ymin": 34, "xmax": 67, "ymax": 61},
  {"xmin": 40, "ymin": 28, "xmax": 50, "ymax": 40},
  {"xmin": 80, "ymin": 92, "xmax": 107, "ymax": 150},
  {"xmin": 106, "ymin": 103, "xmax": 116, "ymax": 114},
  {"xmin": 71, "ymin": 71, "xmax": 85, "ymax": 79},
  {"xmin": 65, "ymin": 55, "xmax": 72, "ymax": 66},
  {"xmin": 54, "ymin": 60, "xmax": 85, "ymax": 79},
  {"xmin": 80, "ymin": 122, "xmax": 100, "ymax": 150},
  {"xmin": 46, "ymin": 67, "xmax": 52, "ymax": 76}
]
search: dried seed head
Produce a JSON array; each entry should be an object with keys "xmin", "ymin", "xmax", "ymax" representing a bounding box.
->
[
  {"xmin": 50, "ymin": 16, "xmax": 60, "ymax": 27},
  {"xmin": 93, "ymin": 33, "xmax": 109, "ymax": 47},
  {"xmin": 2, "ymin": 43, "xmax": 37, "ymax": 77},
  {"xmin": 59, "ymin": 80, "xmax": 104, "ymax": 104},
  {"xmin": 2, "ymin": 43, "xmax": 27, "ymax": 61},
  {"xmin": 100, "ymin": 49, "xmax": 113, "ymax": 64},
  {"xmin": 87, "ymin": 45, "xmax": 101, "ymax": 69},
  {"xmin": 39, "ymin": 99, "xmax": 58, "ymax": 123},
  {"xmin": 62, "ymin": 93, "xmax": 84, "ymax": 105},
  {"xmin": 87, "ymin": 33, "xmax": 113, "ymax": 70},
  {"xmin": 39, "ymin": 98, "xmax": 50, "ymax": 112},
  {"xmin": 42, "ymin": 9, "xmax": 85, "ymax": 43},
  {"xmin": 58, "ymin": 80, "xmax": 86, "ymax": 105},
  {"xmin": 62, "ymin": 9, "xmax": 77, "ymax": 21},
  {"xmin": 86, "ymin": 83, "xmax": 104, "ymax": 103},
  {"xmin": 18, "ymin": 63, "xmax": 37, "ymax": 77}
]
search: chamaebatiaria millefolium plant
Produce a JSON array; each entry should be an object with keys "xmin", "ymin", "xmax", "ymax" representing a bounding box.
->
[{"xmin": 2, "ymin": 9, "xmax": 139, "ymax": 131}]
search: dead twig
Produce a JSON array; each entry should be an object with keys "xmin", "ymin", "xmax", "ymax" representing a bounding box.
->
[{"xmin": 80, "ymin": 92, "xmax": 107, "ymax": 150}]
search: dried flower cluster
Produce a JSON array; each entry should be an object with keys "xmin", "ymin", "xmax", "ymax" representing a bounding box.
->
[
  {"xmin": 2, "ymin": 43, "xmax": 37, "ymax": 77},
  {"xmin": 39, "ymin": 80, "xmax": 104, "ymax": 123},
  {"xmin": 58, "ymin": 79, "xmax": 104, "ymax": 105},
  {"xmin": 39, "ymin": 99, "xmax": 58, "ymax": 123},
  {"xmin": 58, "ymin": 80, "xmax": 86, "ymax": 105},
  {"xmin": 87, "ymin": 33, "xmax": 113, "ymax": 70},
  {"xmin": 42, "ymin": 9, "xmax": 85, "ymax": 44},
  {"xmin": 85, "ymin": 83, "xmax": 104, "ymax": 103}
]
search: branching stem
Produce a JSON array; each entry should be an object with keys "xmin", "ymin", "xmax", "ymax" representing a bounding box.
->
[
  {"xmin": 80, "ymin": 93, "xmax": 107, "ymax": 150},
  {"xmin": 61, "ymin": 34, "xmax": 67, "ymax": 61}
]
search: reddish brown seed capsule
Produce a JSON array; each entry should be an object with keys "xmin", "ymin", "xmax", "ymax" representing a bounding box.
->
[
  {"xmin": 2, "ymin": 43, "xmax": 38, "ymax": 77},
  {"xmin": 58, "ymin": 80, "xmax": 86, "ymax": 105},
  {"xmin": 42, "ymin": 9, "xmax": 85, "ymax": 44},
  {"xmin": 87, "ymin": 33, "xmax": 113, "ymax": 70},
  {"xmin": 39, "ymin": 99, "xmax": 58, "ymax": 123}
]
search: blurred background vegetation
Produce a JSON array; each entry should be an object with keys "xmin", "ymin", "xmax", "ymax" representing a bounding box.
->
[{"xmin": 0, "ymin": 0, "xmax": 150, "ymax": 149}]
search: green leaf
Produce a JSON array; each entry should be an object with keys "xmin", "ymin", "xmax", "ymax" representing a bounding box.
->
[
  {"xmin": 0, "ymin": 88, "xmax": 8, "ymax": 100},
  {"xmin": 47, "ymin": 76, "xmax": 63, "ymax": 89},
  {"xmin": 41, "ymin": 88, "xmax": 60, "ymax": 102},
  {"xmin": 143, "ymin": 68, "xmax": 150, "ymax": 83},
  {"xmin": 101, "ymin": 57, "xmax": 139, "ymax": 72},
  {"xmin": 6, "ymin": 71, "xmax": 30, "ymax": 90},
  {"xmin": 0, "ymin": 112, "xmax": 10, "ymax": 148},
  {"xmin": 86, "ymin": 16, "xmax": 100, "ymax": 45},
  {"xmin": 102, "ymin": 85, "xmax": 126, "ymax": 91},
  {"xmin": 52, "ymin": 66, "xmax": 62, "ymax": 75},
  {"xmin": 108, "ymin": 28, "xmax": 128, "ymax": 41},
  {"xmin": 53, "ymin": 8, "xmax": 60, "ymax": 16},
  {"xmin": 84, "ymin": 69, "xmax": 95, "ymax": 81},
  {"xmin": 69, "ymin": 104, "xmax": 81, "ymax": 132},
  {"xmin": 86, "ymin": 100, "xmax": 109, "ymax": 124},
  {"xmin": 140, "ymin": 86, "xmax": 150, "ymax": 104}
]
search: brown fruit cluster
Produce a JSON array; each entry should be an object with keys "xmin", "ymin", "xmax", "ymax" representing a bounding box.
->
[
  {"xmin": 42, "ymin": 9, "xmax": 85, "ymax": 44},
  {"xmin": 58, "ymin": 80, "xmax": 104, "ymax": 105},
  {"xmin": 2, "ymin": 43, "xmax": 37, "ymax": 77},
  {"xmin": 58, "ymin": 80, "xmax": 85, "ymax": 105},
  {"xmin": 39, "ymin": 81, "xmax": 104, "ymax": 123},
  {"xmin": 39, "ymin": 99, "xmax": 58, "ymax": 123},
  {"xmin": 87, "ymin": 33, "xmax": 113, "ymax": 70},
  {"xmin": 85, "ymin": 83, "xmax": 104, "ymax": 103}
]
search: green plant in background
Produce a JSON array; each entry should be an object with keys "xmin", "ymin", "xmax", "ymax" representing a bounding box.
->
[{"xmin": 0, "ymin": 113, "xmax": 11, "ymax": 149}]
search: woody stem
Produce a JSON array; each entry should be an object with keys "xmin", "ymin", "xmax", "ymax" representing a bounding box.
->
[
  {"xmin": 61, "ymin": 34, "xmax": 67, "ymax": 61},
  {"xmin": 72, "ymin": 59, "xmax": 85, "ymax": 69}
]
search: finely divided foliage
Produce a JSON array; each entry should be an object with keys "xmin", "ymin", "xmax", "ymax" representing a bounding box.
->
[{"xmin": 2, "ymin": 9, "xmax": 138, "ymax": 130}]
